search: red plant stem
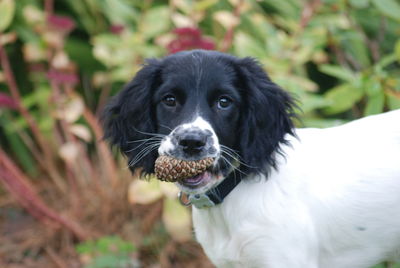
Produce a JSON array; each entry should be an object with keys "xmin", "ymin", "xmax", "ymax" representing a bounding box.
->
[
  {"xmin": 64, "ymin": 73, "xmax": 117, "ymax": 185},
  {"xmin": 51, "ymin": 81, "xmax": 83, "ymax": 189},
  {"xmin": 83, "ymin": 107, "xmax": 118, "ymax": 187},
  {"xmin": 61, "ymin": 81, "xmax": 117, "ymax": 190},
  {"xmin": 44, "ymin": 0, "xmax": 54, "ymax": 18},
  {"xmin": 96, "ymin": 82, "xmax": 112, "ymax": 117},
  {"xmin": 0, "ymin": 37, "xmax": 66, "ymax": 192},
  {"xmin": 220, "ymin": 0, "xmax": 244, "ymax": 52},
  {"xmin": 45, "ymin": 247, "xmax": 69, "ymax": 268},
  {"xmin": 0, "ymin": 148, "xmax": 90, "ymax": 240}
]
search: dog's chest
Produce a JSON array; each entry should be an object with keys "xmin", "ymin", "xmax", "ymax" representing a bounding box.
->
[
  {"xmin": 190, "ymin": 182, "xmax": 318, "ymax": 267},
  {"xmin": 192, "ymin": 206, "xmax": 257, "ymax": 267}
]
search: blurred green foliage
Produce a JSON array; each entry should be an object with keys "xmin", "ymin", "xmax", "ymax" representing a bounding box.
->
[
  {"xmin": 2, "ymin": 0, "xmax": 399, "ymax": 132},
  {"xmin": 76, "ymin": 236, "xmax": 138, "ymax": 268}
]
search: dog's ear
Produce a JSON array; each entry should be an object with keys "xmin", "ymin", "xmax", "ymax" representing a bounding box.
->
[
  {"xmin": 235, "ymin": 57, "xmax": 296, "ymax": 175},
  {"xmin": 102, "ymin": 59, "xmax": 162, "ymax": 174}
]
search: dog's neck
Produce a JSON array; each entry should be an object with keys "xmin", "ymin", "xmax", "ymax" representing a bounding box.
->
[{"xmin": 180, "ymin": 173, "xmax": 242, "ymax": 209}]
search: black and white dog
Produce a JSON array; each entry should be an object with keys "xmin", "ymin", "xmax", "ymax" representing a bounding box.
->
[{"xmin": 103, "ymin": 50, "xmax": 400, "ymax": 268}]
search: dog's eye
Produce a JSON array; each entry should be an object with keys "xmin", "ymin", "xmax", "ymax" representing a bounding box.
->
[
  {"xmin": 162, "ymin": 95, "xmax": 177, "ymax": 107},
  {"xmin": 217, "ymin": 96, "xmax": 232, "ymax": 109}
]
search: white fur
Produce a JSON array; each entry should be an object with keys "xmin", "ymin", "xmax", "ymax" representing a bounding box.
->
[
  {"xmin": 158, "ymin": 136, "xmax": 174, "ymax": 155},
  {"xmin": 192, "ymin": 109, "xmax": 400, "ymax": 268}
]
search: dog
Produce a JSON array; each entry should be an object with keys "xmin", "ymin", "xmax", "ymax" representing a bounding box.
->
[{"xmin": 102, "ymin": 50, "xmax": 400, "ymax": 267}]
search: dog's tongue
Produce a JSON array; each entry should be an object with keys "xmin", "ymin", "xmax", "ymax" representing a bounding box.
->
[
  {"xmin": 180, "ymin": 172, "xmax": 210, "ymax": 186},
  {"xmin": 182, "ymin": 174, "xmax": 203, "ymax": 183}
]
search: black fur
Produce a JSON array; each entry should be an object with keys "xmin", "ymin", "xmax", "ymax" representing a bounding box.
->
[
  {"xmin": 102, "ymin": 59, "xmax": 162, "ymax": 173},
  {"xmin": 102, "ymin": 50, "xmax": 296, "ymax": 177},
  {"xmin": 234, "ymin": 57, "xmax": 296, "ymax": 175}
]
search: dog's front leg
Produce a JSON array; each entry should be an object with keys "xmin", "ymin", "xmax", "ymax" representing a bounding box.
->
[
  {"xmin": 194, "ymin": 219, "xmax": 319, "ymax": 267},
  {"xmin": 230, "ymin": 231, "xmax": 320, "ymax": 268}
]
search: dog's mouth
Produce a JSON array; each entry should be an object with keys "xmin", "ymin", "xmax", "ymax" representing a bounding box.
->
[
  {"xmin": 178, "ymin": 171, "xmax": 214, "ymax": 189},
  {"xmin": 175, "ymin": 160, "xmax": 230, "ymax": 194}
]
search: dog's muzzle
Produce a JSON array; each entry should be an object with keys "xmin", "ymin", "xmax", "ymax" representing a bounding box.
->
[{"xmin": 158, "ymin": 117, "xmax": 220, "ymax": 161}]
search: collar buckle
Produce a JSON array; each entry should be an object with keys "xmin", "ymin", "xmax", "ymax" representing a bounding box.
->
[
  {"xmin": 188, "ymin": 193, "xmax": 216, "ymax": 209},
  {"xmin": 177, "ymin": 173, "xmax": 241, "ymax": 209},
  {"xmin": 178, "ymin": 191, "xmax": 216, "ymax": 208}
]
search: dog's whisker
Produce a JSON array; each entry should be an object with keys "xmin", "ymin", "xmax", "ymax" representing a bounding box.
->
[
  {"xmin": 130, "ymin": 143, "xmax": 159, "ymax": 160},
  {"xmin": 128, "ymin": 149, "xmax": 157, "ymax": 167},
  {"xmin": 220, "ymin": 148, "xmax": 256, "ymax": 169},
  {"xmin": 220, "ymin": 144, "xmax": 240, "ymax": 155},
  {"xmin": 219, "ymin": 145, "xmax": 244, "ymax": 160},
  {"xmin": 128, "ymin": 144, "xmax": 159, "ymax": 167},
  {"xmin": 219, "ymin": 155, "xmax": 247, "ymax": 187},
  {"xmin": 125, "ymin": 141, "xmax": 161, "ymax": 153},
  {"xmin": 157, "ymin": 123, "xmax": 173, "ymax": 131},
  {"xmin": 130, "ymin": 126, "xmax": 166, "ymax": 138},
  {"xmin": 125, "ymin": 137, "xmax": 161, "ymax": 150},
  {"xmin": 221, "ymin": 149, "xmax": 257, "ymax": 169},
  {"xmin": 127, "ymin": 136, "xmax": 163, "ymax": 144},
  {"xmin": 220, "ymin": 155, "xmax": 248, "ymax": 177}
]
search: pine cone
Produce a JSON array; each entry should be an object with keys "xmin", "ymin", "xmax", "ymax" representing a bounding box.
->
[{"xmin": 154, "ymin": 155, "xmax": 214, "ymax": 182}]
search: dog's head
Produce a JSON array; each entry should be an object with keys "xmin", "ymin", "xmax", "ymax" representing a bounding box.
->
[{"xmin": 102, "ymin": 50, "xmax": 296, "ymax": 194}]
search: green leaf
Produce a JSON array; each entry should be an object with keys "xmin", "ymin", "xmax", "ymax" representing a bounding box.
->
[
  {"xmin": 76, "ymin": 236, "xmax": 136, "ymax": 255},
  {"xmin": 323, "ymin": 84, "xmax": 364, "ymax": 114},
  {"xmin": 195, "ymin": 0, "xmax": 219, "ymax": 11},
  {"xmin": 319, "ymin": 65, "xmax": 355, "ymax": 81},
  {"xmin": 364, "ymin": 91, "xmax": 384, "ymax": 116},
  {"xmin": 234, "ymin": 31, "xmax": 266, "ymax": 58},
  {"xmin": 301, "ymin": 118, "xmax": 347, "ymax": 128},
  {"xmin": 76, "ymin": 240, "xmax": 95, "ymax": 254},
  {"xmin": 370, "ymin": 263, "xmax": 400, "ymax": 268},
  {"xmin": 370, "ymin": 264, "xmax": 385, "ymax": 268},
  {"xmin": 141, "ymin": 6, "xmax": 170, "ymax": 40},
  {"xmin": 262, "ymin": 0, "xmax": 302, "ymax": 19},
  {"xmin": 0, "ymin": 0, "xmax": 15, "ymax": 31},
  {"xmin": 0, "ymin": 113, "xmax": 37, "ymax": 175},
  {"xmin": 92, "ymin": 34, "xmax": 135, "ymax": 68},
  {"xmin": 365, "ymin": 78, "xmax": 382, "ymax": 96},
  {"xmin": 371, "ymin": 0, "xmax": 400, "ymax": 21},
  {"xmin": 65, "ymin": 38, "xmax": 105, "ymax": 73},
  {"xmin": 100, "ymin": 0, "xmax": 138, "ymax": 25},
  {"xmin": 22, "ymin": 86, "xmax": 51, "ymax": 109},
  {"xmin": 395, "ymin": 40, "xmax": 400, "ymax": 62},
  {"xmin": 240, "ymin": 13, "xmax": 272, "ymax": 44},
  {"xmin": 341, "ymin": 31, "xmax": 371, "ymax": 67},
  {"xmin": 86, "ymin": 254, "xmax": 131, "ymax": 268},
  {"xmin": 299, "ymin": 94, "xmax": 331, "ymax": 113},
  {"xmin": 349, "ymin": 0, "xmax": 370, "ymax": 8},
  {"xmin": 64, "ymin": 2, "xmax": 96, "ymax": 34},
  {"xmin": 387, "ymin": 94, "xmax": 400, "ymax": 110},
  {"xmin": 375, "ymin": 54, "xmax": 397, "ymax": 71}
]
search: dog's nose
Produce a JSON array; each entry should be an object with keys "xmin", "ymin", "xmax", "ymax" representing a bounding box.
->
[{"xmin": 178, "ymin": 133, "xmax": 207, "ymax": 155}]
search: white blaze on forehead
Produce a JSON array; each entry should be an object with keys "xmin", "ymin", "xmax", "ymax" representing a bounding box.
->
[{"xmin": 182, "ymin": 116, "xmax": 215, "ymax": 133}]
